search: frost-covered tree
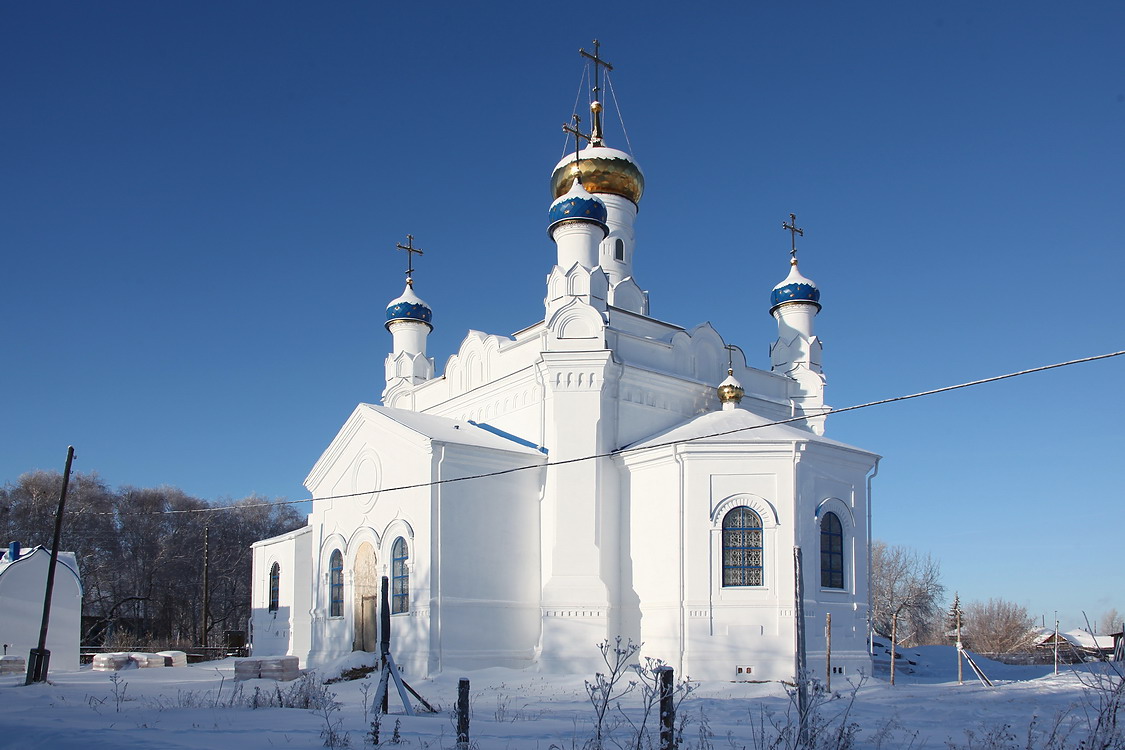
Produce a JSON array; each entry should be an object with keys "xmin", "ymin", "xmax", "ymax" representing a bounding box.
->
[
  {"xmin": 1099, "ymin": 608, "xmax": 1123, "ymax": 635},
  {"xmin": 947, "ymin": 592, "xmax": 963, "ymax": 634},
  {"xmin": 870, "ymin": 540, "xmax": 946, "ymax": 646},
  {"xmin": 962, "ymin": 598, "xmax": 1036, "ymax": 654}
]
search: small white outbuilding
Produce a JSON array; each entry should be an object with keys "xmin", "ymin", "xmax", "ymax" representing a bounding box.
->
[{"xmin": 0, "ymin": 545, "xmax": 82, "ymax": 672}]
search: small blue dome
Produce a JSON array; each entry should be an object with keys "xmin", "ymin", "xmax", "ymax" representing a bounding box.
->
[
  {"xmin": 385, "ymin": 282, "xmax": 433, "ymax": 330},
  {"xmin": 770, "ymin": 260, "xmax": 821, "ymax": 314},
  {"xmin": 548, "ymin": 179, "xmax": 608, "ymax": 236}
]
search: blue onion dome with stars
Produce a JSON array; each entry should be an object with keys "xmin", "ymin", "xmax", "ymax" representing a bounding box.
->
[
  {"xmin": 385, "ymin": 281, "xmax": 433, "ymax": 331},
  {"xmin": 769, "ymin": 259, "xmax": 821, "ymax": 314},
  {"xmin": 547, "ymin": 178, "xmax": 609, "ymax": 237}
]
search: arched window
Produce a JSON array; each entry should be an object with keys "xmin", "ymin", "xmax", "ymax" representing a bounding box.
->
[
  {"xmin": 614, "ymin": 238, "xmax": 625, "ymax": 261},
  {"xmin": 722, "ymin": 507, "xmax": 763, "ymax": 586},
  {"xmin": 268, "ymin": 562, "xmax": 280, "ymax": 612},
  {"xmin": 820, "ymin": 512, "xmax": 844, "ymax": 589},
  {"xmin": 391, "ymin": 537, "xmax": 409, "ymax": 614},
  {"xmin": 329, "ymin": 549, "xmax": 344, "ymax": 617}
]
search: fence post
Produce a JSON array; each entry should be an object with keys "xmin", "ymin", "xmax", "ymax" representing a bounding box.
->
[
  {"xmin": 656, "ymin": 666, "xmax": 675, "ymax": 750},
  {"xmin": 456, "ymin": 678, "xmax": 470, "ymax": 748},
  {"xmin": 825, "ymin": 612, "xmax": 832, "ymax": 692}
]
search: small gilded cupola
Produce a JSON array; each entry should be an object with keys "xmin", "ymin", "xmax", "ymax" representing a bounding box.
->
[{"xmin": 717, "ymin": 369, "xmax": 745, "ymax": 410}]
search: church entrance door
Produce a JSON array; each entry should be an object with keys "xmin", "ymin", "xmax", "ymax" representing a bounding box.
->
[{"xmin": 353, "ymin": 542, "xmax": 379, "ymax": 652}]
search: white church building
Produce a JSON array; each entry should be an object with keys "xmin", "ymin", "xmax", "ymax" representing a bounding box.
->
[{"xmin": 250, "ymin": 54, "xmax": 879, "ymax": 682}]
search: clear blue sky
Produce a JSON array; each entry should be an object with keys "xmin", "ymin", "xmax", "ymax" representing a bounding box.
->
[{"xmin": 3, "ymin": 2, "xmax": 1122, "ymax": 631}]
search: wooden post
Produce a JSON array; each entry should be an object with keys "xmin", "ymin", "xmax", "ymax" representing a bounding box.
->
[
  {"xmin": 201, "ymin": 526, "xmax": 210, "ymax": 648},
  {"xmin": 380, "ymin": 575, "xmax": 391, "ymax": 714},
  {"xmin": 793, "ymin": 547, "xmax": 808, "ymax": 746},
  {"xmin": 890, "ymin": 613, "xmax": 898, "ymax": 686},
  {"xmin": 825, "ymin": 612, "xmax": 832, "ymax": 692},
  {"xmin": 1053, "ymin": 613, "xmax": 1059, "ymax": 676},
  {"xmin": 656, "ymin": 666, "xmax": 675, "ymax": 750},
  {"xmin": 25, "ymin": 446, "xmax": 74, "ymax": 685},
  {"xmin": 456, "ymin": 678, "xmax": 470, "ymax": 748}
]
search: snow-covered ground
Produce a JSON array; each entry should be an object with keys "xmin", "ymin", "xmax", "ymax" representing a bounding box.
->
[{"xmin": 0, "ymin": 645, "xmax": 1119, "ymax": 749}]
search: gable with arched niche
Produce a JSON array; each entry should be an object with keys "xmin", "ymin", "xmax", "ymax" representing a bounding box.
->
[
  {"xmin": 443, "ymin": 331, "xmax": 506, "ymax": 396},
  {"xmin": 709, "ymin": 494, "xmax": 781, "ymax": 597}
]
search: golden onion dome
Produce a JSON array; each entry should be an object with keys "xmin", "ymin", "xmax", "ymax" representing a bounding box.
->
[
  {"xmin": 717, "ymin": 369, "xmax": 745, "ymax": 406},
  {"xmin": 551, "ymin": 146, "xmax": 645, "ymax": 205}
]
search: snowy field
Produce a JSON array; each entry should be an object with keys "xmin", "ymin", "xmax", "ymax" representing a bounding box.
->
[{"xmin": 0, "ymin": 645, "xmax": 1120, "ymax": 749}]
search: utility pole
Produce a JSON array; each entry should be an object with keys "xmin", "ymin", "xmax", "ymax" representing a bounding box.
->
[
  {"xmin": 202, "ymin": 526, "xmax": 210, "ymax": 648},
  {"xmin": 25, "ymin": 446, "xmax": 75, "ymax": 685},
  {"xmin": 890, "ymin": 613, "xmax": 898, "ymax": 687}
]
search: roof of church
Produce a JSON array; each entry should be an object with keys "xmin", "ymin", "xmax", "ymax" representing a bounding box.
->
[
  {"xmin": 622, "ymin": 408, "xmax": 871, "ymax": 455},
  {"xmin": 361, "ymin": 405, "xmax": 546, "ymax": 456}
]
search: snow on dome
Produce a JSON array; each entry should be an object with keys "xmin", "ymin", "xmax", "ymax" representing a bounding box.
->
[
  {"xmin": 548, "ymin": 179, "xmax": 609, "ymax": 235},
  {"xmin": 550, "ymin": 146, "xmax": 645, "ymax": 204},
  {"xmin": 769, "ymin": 260, "xmax": 821, "ymax": 313},
  {"xmin": 717, "ymin": 370, "xmax": 745, "ymax": 406},
  {"xmin": 385, "ymin": 282, "xmax": 433, "ymax": 330}
]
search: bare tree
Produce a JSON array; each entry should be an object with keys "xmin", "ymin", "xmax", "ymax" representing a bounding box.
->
[
  {"xmin": 962, "ymin": 598, "xmax": 1036, "ymax": 653},
  {"xmin": 1099, "ymin": 608, "xmax": 1123, "ymax": 635},
  {"xmin": 1, "ymin": 470, "xmax": 304, "ymax": 646},
  {"xmin": 870, "ymin": 540, "xmax": 945, "ymax": 646}
]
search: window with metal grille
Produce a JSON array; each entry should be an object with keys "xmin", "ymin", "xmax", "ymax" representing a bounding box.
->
[
  {"xmin": 268, "ymin": 562, "xmax": 280, "ymax": 612},
  {"xmin": 392, "ymin": 537, "xmax": 409, "ymax": 614},
  {"xmin": 820, "ymin": 512, "xmax": 844, "ymax": 589},
  {"xmin": 329, "ymin": 549, "xmax": 344, "ymax": 617},
  {"xmin": 722, "ymin": 507, "xmax": 763, "ymax": 586}
]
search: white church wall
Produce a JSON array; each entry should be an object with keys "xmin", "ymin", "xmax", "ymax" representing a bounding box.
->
[
  {"xmin": 432, "ymin": 449, "xmax": 542, "ymax": 670},
  {"xmin": 796, "ymin": 453, "xmax": 876, "ymax": 678},
  {"xmin": 619, "ymin": 439, "xmax": 876, "ymax": 683},
  {"xmin": 250, "ymin": 525, "xmax": 312, "ymax": 666}
]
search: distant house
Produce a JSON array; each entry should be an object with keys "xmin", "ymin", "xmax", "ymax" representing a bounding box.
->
[
  {"xmin": 0, "ymin": 545, "xmax": 82, "ymax": 671},
  {"xmin": 1031, "ymin": 627, "xmax": 1116, "ymax": 661}
]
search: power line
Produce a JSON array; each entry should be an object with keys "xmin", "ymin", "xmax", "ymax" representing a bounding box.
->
[{"xmin": 71, "ymin": 349, "xmax": 1125, "ymax": 517}]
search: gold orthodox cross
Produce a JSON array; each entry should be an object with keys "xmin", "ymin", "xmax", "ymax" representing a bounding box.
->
[
  {"xmin": 579, "ymin": 40, "xmax": 613, "ymax": 145},
  {"xmin": 782, "ymin": 213, "xmax": 804, "ymax": 259},
  {"xmin": 395, "ymin": 234, "xmax": 424, "ymax": 282}
]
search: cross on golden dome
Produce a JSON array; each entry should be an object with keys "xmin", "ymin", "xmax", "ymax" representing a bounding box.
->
[{"xmin": 579, "ymin": 40, "xmax": 613, "ymax": 146}]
